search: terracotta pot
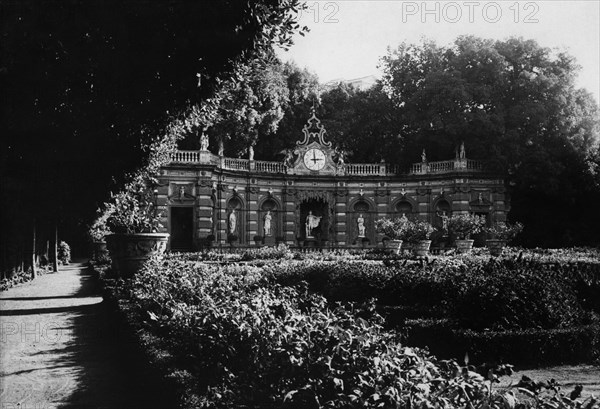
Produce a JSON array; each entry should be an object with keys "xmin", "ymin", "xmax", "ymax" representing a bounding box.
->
[
  {"xmin": 106, "ymin": 233, "xmax": 169, "ymax": 278},
  {"xmin": 455, "ymin": 239, "xmax": 475, "ymax": 254},
  {"xmin": 384, "ymin": 239, "xmax": 403, "ymax": 254},
  {"xmin": 413, "ymin": 240, "xmax": 432, "ymax": 257},
  {"xmin": 486, "ymin": 239, "xmax": 507, "ymax": 256}
]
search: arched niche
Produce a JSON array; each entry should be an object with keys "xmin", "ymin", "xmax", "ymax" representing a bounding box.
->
[
  {"xmin": 351, "ymin": 199, "xmax": 373, "ymax": 244},
  {"xmin": 226, "ymin": 195, "xmax": 245, "ymax": 243},
  {"xmin": 395, "ymin": 200, "xmax": 413, "ymax": 215},
  {"xmin": 259, "ymin": 197, "xmax": 280, "ymax": 239},
  {"xmin": 433, "ymin": 198, "xmax": 452, "ymax": 230}
]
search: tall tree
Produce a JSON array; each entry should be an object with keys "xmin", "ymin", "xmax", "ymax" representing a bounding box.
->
[{"xmin": 379, "ymin": 36, "xmax": 600, "ymax": 246}]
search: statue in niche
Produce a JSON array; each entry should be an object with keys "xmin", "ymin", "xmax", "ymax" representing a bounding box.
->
[
  {"xmin": 357, "ymin": 214, "xmax": 366, "ymax": 237},
  {"xmin": 478, "ymin": 193, "xmax": 483, "ymax": 204},
  {"xmin": 400, "ymin": 213, "xmax": 408, "ymax": 223},
  {"xmin": 179, "ymin": 186, "xmax": 186, "ymax": 200},
  {"xmin": 228, "ymin": 209, "xmax": 237, "ymax": 235},
  {"xmin": 264, "ymin": 211, "xmax": 273, "ymax": 237},
  {"xmin": 305, "ymin": 211, "xmax": 322, "ymax": 238},
  {"xmin": 200, "ymin": 133, "xmax": 209, "ymax": 151},
  {"xmin": 437, "ymin": 210, "xmax": 449, "ymax": 233}
]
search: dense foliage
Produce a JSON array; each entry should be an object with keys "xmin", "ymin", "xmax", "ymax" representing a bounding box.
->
[
  {"xmin": 2, "ymin": 0, "xmax": 308, "ymax": 269},
  {"xmin": 57, "ymin": 241, "xmax": 71, "ymax": 264},
  {"xmin": 447, "ymin": 214, "xmax": 486, "ymax": 240},
  {"xmin": 110, "ymin": 251, "xmax": 600, "ymax": 408},
  {"xmin": 303, "ymin": 36, "xmax": 600, "ymax": 247}
]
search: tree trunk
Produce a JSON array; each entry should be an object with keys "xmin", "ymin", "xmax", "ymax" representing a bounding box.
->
[
  {"xmin": 53, "ymin": 223, "xmax": 59, "ymax": 273},
  {"xmin": 31, "ymin": 219, "xmax": 37, "ymax": 279}
]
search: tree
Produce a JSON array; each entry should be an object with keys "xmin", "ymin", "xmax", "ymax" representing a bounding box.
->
[
  {"xmin": 255, "ymin": 62, "xmax": 320, "ymax": 160},
  {"xmin": 379, "ymin": 36, "xmax": 600, "ymax": 246},
  {"xmin": 1, "ymin": 0, "xmax": 308, "ymax": 273},
  {"xmin": 208, "ymin": 57, "xmax": 290, "ymax": 158}
]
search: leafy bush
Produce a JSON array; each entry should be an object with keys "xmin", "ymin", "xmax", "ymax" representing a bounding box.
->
[
  {"xmin": 375, "ymin": 217, "xmax": 435, "ymax": 243},
  {"xmin": 447, "ymin": 213, "xmax": 486, "ymax": 239},
  {"xmin": 58, "ymin": 241, "xmax": 71, "ymax": 264},
  {"xmin": 484, "ymin": 222, "xmax": 524, "ymax": 241},
  {"xmin": 267, "ymin": 256, "xmax": 596, "ymax": 332},
  {"xmin": 240, "ymin": 243, "xmax": 293, "ymax": 261},
  {"xmin": 107, "ymin": 253, "xmax": 600, "ymax": 408}
]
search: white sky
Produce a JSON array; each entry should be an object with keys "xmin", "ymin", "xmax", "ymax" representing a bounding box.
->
[{"xmin": 276, "ymin": 0, "xmax": 600, "ymax": 103}]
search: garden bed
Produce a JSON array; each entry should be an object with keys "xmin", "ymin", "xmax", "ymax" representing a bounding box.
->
[{"xmin": 95, "ymin": 247, "xmax": 600, "ymax": 408}]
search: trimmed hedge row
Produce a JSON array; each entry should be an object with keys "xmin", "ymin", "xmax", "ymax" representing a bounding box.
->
[
  {"xmin": 265, "ymin": 256, "xmax": 599, "ymax": 331},
  {"xmin": 107, "ymin": 254, "xmax": 599, "ymax": 408},
  {"xmin": 402, "ymin": 318, "xmax": 600, "ymax": 366}
]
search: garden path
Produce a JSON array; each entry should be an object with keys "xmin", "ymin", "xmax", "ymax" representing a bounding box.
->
[{"xmin": 0, "ymin": 261, "xmax": 171, "ymax": 409}]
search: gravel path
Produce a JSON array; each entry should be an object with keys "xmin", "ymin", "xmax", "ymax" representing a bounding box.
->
[{"xmin": 0, "ymin": 261, "xmax": 171, "ymax": 409}]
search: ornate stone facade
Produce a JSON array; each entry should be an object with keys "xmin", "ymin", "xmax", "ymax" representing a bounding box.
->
[{"xmin": 158, "ymin": 109, "xmax": 508, "ymax": 250}]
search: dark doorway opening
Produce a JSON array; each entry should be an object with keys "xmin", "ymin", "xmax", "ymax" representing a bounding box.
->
[{"xmin": 170, "ymin": 207, "xmax": 194, "ymax": 251}]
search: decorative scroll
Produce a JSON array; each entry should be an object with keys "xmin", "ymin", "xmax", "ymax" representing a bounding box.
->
[{"xmin": 296, "ymin": 106, "xmax": 332, "ymax": 148}]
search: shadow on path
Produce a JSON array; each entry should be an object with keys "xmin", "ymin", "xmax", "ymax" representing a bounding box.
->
[{"xmin": 0, "ymin": 261, "xmax": 173, "ymax": 409}]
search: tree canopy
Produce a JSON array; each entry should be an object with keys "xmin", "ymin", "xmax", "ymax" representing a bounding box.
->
[
  {"xmin": 316, "ymin": 36, "xmax": 599, "ymax": 246},
  {"xmin": 1, "ymin": 0, "xmax": 307, "ymax": 268}
]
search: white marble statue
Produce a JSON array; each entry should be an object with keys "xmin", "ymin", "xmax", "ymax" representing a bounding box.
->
[
  {"xmin": 305, "ymin": 211, "xmax": 322, "ymax": 238},
  {"xmin": 357, "ymin": 214, "xmax": 365, "ymax": 237},
  {"xmin": 228, "ymin": 209, "xmax": 237, "ymax": 235},
  {"xmin": 264, "ymin": 211, "xmax": 272, "ymax": 236}
]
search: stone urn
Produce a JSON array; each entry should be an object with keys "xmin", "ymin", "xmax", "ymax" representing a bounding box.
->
[
  {"xmin": 105, "ymin": 233, "xmax": 169, "ymax": 278},
  {"xmin": 384, "ymin": 239, "xmax": 403, "ymax": 254},
  {"xmin": 92, "ymin": 241, "xmax": 108, "ymax": 261},
  {"xmin": 455, "ymin": 239, "xmax": 475, "ymax": 254},
  {"xmin": 486, "ymin": 239, "xmax": 507, "ymax": 256},
  {"xmin": 413, "ymin": 240, "xmax": 432, "ymax": 257}
]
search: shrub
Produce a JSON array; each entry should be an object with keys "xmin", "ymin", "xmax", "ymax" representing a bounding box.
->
[
  {"xmin": 107, "ymin": 253, "xmax": 600, "ymax": 409},
  {"xmin": 484, "ymin": 222, "xmax": 524, "ymax": 242},
  {"xmin": 375, "ymin": 217, "xmax": 435, "ymax": 243},
  {"xmin": 58, "ymin": 241, "xmax": 71, "ymax": 264},
  {"xmin": 447, "ymin": 213, "xmax": 485, "ymax": 239}
]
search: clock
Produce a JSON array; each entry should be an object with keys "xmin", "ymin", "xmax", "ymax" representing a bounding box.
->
[{"xmin": 303, "ymin": 148, "xmax": 326, "ymax": 171}]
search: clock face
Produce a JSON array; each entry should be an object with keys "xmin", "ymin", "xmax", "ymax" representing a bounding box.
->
[{"xmin": 303, "ymin": 148, "xmax": 326, "ymax": 171}]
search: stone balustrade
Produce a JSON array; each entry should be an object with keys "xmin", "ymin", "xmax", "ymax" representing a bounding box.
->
[
  {"xmin": 223, "ymin": 157, "xmax": 250, "ymax": 171},
  {"xmin": 169, "ymin": 151, "xmax": 483, "ymax": 175},
  {"xmin": 254, "ymin": 160, "xmax": 287, "ymax": 173},
  {"xmin": 170, "ymin": 150, "xmax": 200, "ymax": 163},
  {"xmin": 409, "ymin": 159, "xmax": 483, "ymax": 174}
]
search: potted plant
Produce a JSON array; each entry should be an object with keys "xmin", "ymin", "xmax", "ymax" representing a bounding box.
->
[
  {"xmin": 88, "ymin": 208, "xmax": 111, "ymax": 261},
  {"xmin": 104, "ymin": 176, "xmax": 169, "ymax": 278},
  {"xmin": 484, "ymin": 222, "xmax": 524, "ymax": 256},
  {"xmin": 254, "ymin": 235, "xmax": 263, "ymax": 246},
  {"xmin": 404, "ymin": 219, "xmax": 435, "ymax": 256},
  {"xmin": 447, "ymin": 213, "xmax": 485, "ymax": 253},
  {"xmin": 375, "ymin": 217, "xmax": 408, "ymax": 254}
]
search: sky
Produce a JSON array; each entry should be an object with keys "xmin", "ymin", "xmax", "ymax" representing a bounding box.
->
[{"xmin": 276, "ymin": 0, "xmax": 600, "ymax": 103}]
